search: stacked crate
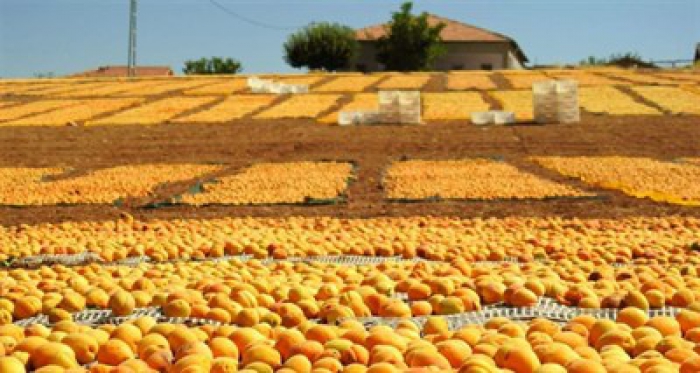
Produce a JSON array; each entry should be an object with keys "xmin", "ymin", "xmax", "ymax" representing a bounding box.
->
[
  {"xmin": 532, "ymin": 80, "xmax": 580, "ymax": 124},
  {"xmin": 247, "ymin": 77, "xmax": 309, "ymax": 94},
  {"xmin": 337, "ymin": 90, "xmax": 422, "ymax": 126},
  {"xmin": 379, "ymin": 90, "xmax": 421, "ymax": 124},
  {"xmin": 533, "ymin": 81, "xmax": 559, "ymax": 123},
  {"xmin": 399, "ymin": 91, "xmax": 421, "ymax": 124},
  {"xmin": 556, "ymin": 80, "xmax": 580, "ymax": 123},
  {"xmin": 379, "ymin": 91, "xmax": 401, "ymax": 124}
]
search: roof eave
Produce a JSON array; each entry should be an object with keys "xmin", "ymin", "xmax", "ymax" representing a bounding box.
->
[{"xmin": 510, "ymin": 41, "xmax": 529, "ymax": 63}]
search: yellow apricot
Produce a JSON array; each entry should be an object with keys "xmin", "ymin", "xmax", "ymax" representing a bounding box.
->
[
  {"xmin": 494, "ymin": 342, "xmax": 540, "ymax": 373},
  {"xmin": 423, "ymin": 317, "xmax": 449, "ymax": 335},
  {"xmin": 96, "ymin": 339, "xmax": 134, "ymax": 366},
  {"xmin": 31, "ymin": 341, "xmax": 79, "ymax": 369},
  {"xmin": 241, "ymin": 343, "xmax": 281, "ymax": 368},
  {"xmin": 211, "ymin": 357, "xmax": 239, "ymax": 373},
  {"xmin": 0, "ymin": 356, "xmax": 26, "ymax": 373},
  {"xmin": 137, "ymin": 333, "xmax": 170, "ymax": 357},
  {"xmin": 109, "ymin": 291, "xmax": 135, "ymax": 317},
  {"xmin": 62, "ymin": 333, "xmax": 99, "ymax": 365},
  {"xmin": 566, "ymin": 359, "xmax": 606, "ymax": 373},
  {"xmin": 210, "ymin": 337, "xmax": 239, "ymax": 360},
  {"xmin": 616, "ymin": 307, "xmax": 649, "ymax": 329},
  {"xmin": 283, "ymin": 354, "xmax": 312, "ymax": 373},
  {"xmin": 436, "ymin": 339, "xmax": 472, "ymax": 368}
]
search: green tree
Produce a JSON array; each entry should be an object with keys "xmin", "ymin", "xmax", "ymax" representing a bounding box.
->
[
  {"xmin": 183, "ymin": 57, "xmax": 242, "ymax": 75},
  {"xmin": 579, "ymin": 52, "xmax": 655, "ymax": 68},
  {"xmin": 284, "ymin": 22, "xmax": 358, "ymax": 71},
  {"xmin": 607, "ymin": 52, "xmax": 655, "ymax": 68},
  {"xmin": 374, "ymin": 2, "xmax": 446, "ymax": 71},
  {"xmin": 579, "ymin": 56, "xmax": 608, "ymax": 66}
]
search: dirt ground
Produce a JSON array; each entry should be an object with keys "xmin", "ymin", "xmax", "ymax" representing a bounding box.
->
[{"xmin": 1, "ymin": 113, "xmax": 699, "ymax": 226}]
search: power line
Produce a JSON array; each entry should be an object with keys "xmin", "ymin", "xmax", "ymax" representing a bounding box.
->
[{"xmin": 208, "ymin": 0, "xmax": 300, "ymax": 31}]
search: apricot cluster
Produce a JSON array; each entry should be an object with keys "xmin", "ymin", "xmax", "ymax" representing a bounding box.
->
[
  {"xmin": 254, "ymin": 95, "xmax": 341, "ymax": 120},
  {"xmin": 445, "ymin": 72, "xmax": 496, "ymax": 90},
  {"xmin": 2, "ymin": 308, "xmax": 700, "ymax": 372},
  {"xmin": 631, "ymin": 86, "xmax": 700, "ymax": 115},
  {"xmin": 534, "ymin": 156, "xmax": 700, "ymax": 206},
  {"xmin": 4, "ymin": 255, "xmax": 700, "ymax": 328},
  {"xmin": 181, "ymin": 162, "xmax": 352, "ymax": 206},
  {"xmin": 1, "ymin": 216, "xmax": 698, "ymax": 264},
  {"xmin": 422, "ymin": 93, "xmax": 490, "ymax": 121},
  {"xmin": 384, "ymin": 159, "xmax": 590, "ymax": 201},
  {"xmin": 377, "ymin": 75, "xmax": 431, "ymax": 90},
  {"xmin": 578, "ymin": 87, "xmax": 660, "ymax": 115},
  {"xmin": 315, "ymin": 76, "xmax": 382, "ymax": 92},
  {"xmin": 0, "ymin": 164, "xmax": 221, "ymax": 206},
  {"xmin": 88, "ymin": 97, "xmax": 216, "ymax": 126}
]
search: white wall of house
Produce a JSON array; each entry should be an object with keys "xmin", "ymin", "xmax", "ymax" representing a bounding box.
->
[
  {"xmin": 433, "ymin": 42, "xmax": 510, "ymax": 70},
  {"xmin": 506, "ymin": 50, "xmax": 525, "ymax": 69},
  {"xmin": 354, "ymin": 41, "xmax": 524, "ymax": 71}
]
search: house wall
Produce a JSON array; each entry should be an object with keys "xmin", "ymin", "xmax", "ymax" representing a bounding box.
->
[
  {"xmin": 354, "ymin": 41, "xmax": 524, "ymax": 71},
  {"xmin": 506, "ymin": 50, "xmax": 525, "ymax": 69}
]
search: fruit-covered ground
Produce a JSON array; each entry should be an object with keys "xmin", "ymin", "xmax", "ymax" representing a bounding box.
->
[{"xmin": 0, "ymin": 70, "xmax": 699, "ymax": 372}]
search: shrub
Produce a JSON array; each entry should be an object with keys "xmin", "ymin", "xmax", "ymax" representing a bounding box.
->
[
  {"xmin": 375, "ymin": 2, "xmax": 446, "ymax": 71},
  {"xmin": 284, "ymin": 22, "xmax": 358, "ymax": 71},
  {"xmin": 183, "ymin": 57, "xmax": 242, "ymax": 75}
]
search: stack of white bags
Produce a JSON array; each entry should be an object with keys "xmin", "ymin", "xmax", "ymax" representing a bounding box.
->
[
  {"xmin": 338, "ymin": 90, "xmax": 423, "ymax": 126},
  {"xmin": 470, "ymin": 111, "xmax": 516, "ymax": 126},
  {"xmin": 533, "ymin": 80, "xmax": 580, "ymax": 124},
  {"xmin": 247, "ymin": 77, "xmax": 309, "ymax": 94},
  {"xmin": 470, "ymin": 79, "xmax": 580, "ymax": 126},
  {"xmin": 337, "ymin": 111, "xmax": 381, "ymax": 126},
  {"xmin": 378, "ymin": 90, "xmax": 422, "ymax": 125}
]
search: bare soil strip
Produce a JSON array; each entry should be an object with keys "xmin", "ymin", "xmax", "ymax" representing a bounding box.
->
[{"xmin": 0, "ymin": 114, "xmax": 699, "ymax": 225}]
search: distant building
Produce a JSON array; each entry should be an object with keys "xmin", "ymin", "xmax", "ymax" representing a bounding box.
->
[
  {"xmin": 353, "ymin": 14, "xmax": 528, "ymax": 72},
  {"xmin": 695, "ymin": 43, "xmax": 700, "ymax": 64},
  {"xmin": 70, "ymin": 66, "xmax": 174, "ymax": 78}
]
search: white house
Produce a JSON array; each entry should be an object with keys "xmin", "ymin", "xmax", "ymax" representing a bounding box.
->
[{"xmin": 354, "ymin": 14, "xmax": 529, "ymax": 72}]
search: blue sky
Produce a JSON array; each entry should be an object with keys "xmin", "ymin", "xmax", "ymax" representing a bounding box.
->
[{"xmin": 0, "ymin": 0, "xmax": 698, "ymax": 77}]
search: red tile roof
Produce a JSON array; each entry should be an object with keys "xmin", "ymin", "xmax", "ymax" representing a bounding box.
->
[
  {"xmin": 357, "ymin": 14, "xmax": 506, "ymax": 42},
  {"xmin": 70, "ymin": 66, "xmax": 174, "ymax": 78},
  {"xmin": 356, "ymin": 14, "xmax": 528, "ymax": 62}
]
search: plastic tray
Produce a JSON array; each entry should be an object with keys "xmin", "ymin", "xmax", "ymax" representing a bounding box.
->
[
  {"xmin": 11, "ymin": 252, "xmax": 103, "ymax": 268},
  {"xmin": 262, "ymin": 255, "xmax": 417, "ymax": 266}
]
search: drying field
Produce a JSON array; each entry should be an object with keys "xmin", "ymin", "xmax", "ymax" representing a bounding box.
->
[
  {"xmin": 1, "ymin": 69, "xmax": 699, "ymax": 126},
  {"xmin": 0, "ymin": 69, "xmax": 699, "ymax": 372}
]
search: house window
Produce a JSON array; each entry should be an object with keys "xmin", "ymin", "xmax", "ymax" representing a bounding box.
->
[
  {"xmin": 481, "ymin": 63, "xmax": 493, "ymax": 71},
  {"xmin": 452, "ymin": 64, "xmax": 465, "ymax": 70},
  {"xmin": 356, "ymin": 64, "xmax": 367, "ymax": 73}
]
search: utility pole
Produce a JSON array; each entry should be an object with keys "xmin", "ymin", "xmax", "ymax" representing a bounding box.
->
[{"xmin": 127, "ymin": 0, "xmax": 138, "ymax": 77}]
